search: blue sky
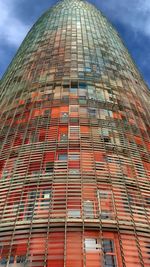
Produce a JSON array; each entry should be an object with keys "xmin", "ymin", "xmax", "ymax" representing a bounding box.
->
[{"xmin": 0, "ymin": 0, "xmax": 150, "ymax": 88}]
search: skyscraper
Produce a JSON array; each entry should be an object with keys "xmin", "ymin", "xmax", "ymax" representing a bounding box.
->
[{"xmin": 0, "ymin": 0, "xmax": 150, "ymax": 266}]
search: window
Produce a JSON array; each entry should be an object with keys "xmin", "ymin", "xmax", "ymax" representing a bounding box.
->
[
  {"xmin": 58, "ymin": 154, "xmax": 67, "ymax": 161},
  {"xmin": 30, "ymin": 132, "xmax": 39, "ymax": 143},
  {"xmin": 9, "ymin": 256, "xmax": 14, "ymax": 264},
  {"xmin": 99, "ymin": 128, "xmax": 109, "ymax": 137},
  {"xmin": 60, "ymin": 133, "xmax": 68, "ymax": 141},
  {"xmin": 103, "ymin": 240, "xmax": 117, "ymax": 267},
  {"xmin": 0, "ymin": 258, "xmax": 7, "ymax": 265},
  {"xmin": 69, "ymin": 126, "xmax": 80, "ymax": 139},
  {"xmin": 0, "ymin": 255, "xmax": 26, "ymax": 266},
  {"xmin": 44, "ymin": 109, "xmax": 50, "ymax": 116},
  {"xmin": 83, "ymin": 200, "xmax": 94, "ymax": 218},
  {"xmin": 29, "ymin": 191, "xmax": 37, "ymax": 200},
  {"xmin": 41, "ymin": 190, "xmax": 51, "ymax": 207},
  {"xmin": 12, "ymin": 202, "xmax": 19, "ymax": 214},
  {"xmin": 85, "ymin": 238, "xmax": 117, "ymax": 267},
  {"xmin": 101, "ymin": 211, "xmax": 111, "ymax": 219},
  {"xmin": 104, "ymin": 255, "xmax": 117, "ymax": 267},
  {"xmin": 69, "ymin": 154, "xmax": 80, "ymax": 160},
  {"xmin": 103, "ymin": 239, "xmax": 115, "ymax": 253},
  {"xmin": 2, "ymin": 170, "xmax": 9, "ymax": 180},
  {"xmin": 145, "ymin": 197, "xmax": 150, "ymax": 205},
  {"xmin": 68, "ymin": 210, "xmax": 80, "ymax": 218},
  {"xmin": 70, "ymin": 88, "xmax": 77, "ymax": 93},
  {"xmin": 32, "ymin": 170, "xmax": 41, "ymax": 176},
  {"xmin": 45, "ymin": 162, "xmax": 54, "ymax": 173},
  {"xmin": 71, "ymin": 81, "xmax": 78, "ymax": 88},
  {"xmin": 127, "ymin": 192, "xmax": 143, "ymax": 209},
  {"xmin": 85, "ymin": 67, "xmax": 91, "ymax": 72},
  {"xmin": 99, "ymin": 109, "xmax": 109, "ymax": 120},
  {"xmin": 99, "ymin": 190, "xmax": 114, "ymax": 220},
  {"xmin": 16, "ymin": 255, "xmax": 26, "ymax": 263},
  {"xmin": 97, "ymin": 91, "xmax": 105, "ymax": 101},
  {"xmin": 69, "ymin": 169, "xmax": 80, "ymax": 174},
  {"xmin": 79, "ymin": 82, "xmax": 87, "ymax": 88},
  {"xmin": 26, "ymin": 191, "xmax": 39, "ymax": 220},
  {"xmin": 61, "ymin": 112, "xmax": 68, "ymax": 118},
  {"xmin": 79, "ymin": 96, "xmax": 87, "ymax": 104},
  {"xmin": 70, "ymin": 105, "xmax": 78, "ymax": 112},
  {"xmin": 89, "ymin": 108, "xmax": 96, "ymax": 117},
  {"xmin": 60, "ymin": 112, "xmax": 68, "ymax": 122},
  {"xmin": 85, "ymin": 239, "xmax": 98, "ymax": 251}
]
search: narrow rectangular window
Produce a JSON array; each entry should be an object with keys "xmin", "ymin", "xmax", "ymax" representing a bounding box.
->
[
  {"xmin": 45, "ymin": 162, "xmax": 54, "ymax": 173},
  {"xmin": 60, "ymin": 112, "xmax": 68, "ymax": 122},
  {"xmin": 103, "ymin": 239, "xmax": 117, "ymax": 267},
  {"xmin": 9, "ymin": 256, "xmax": 14, "ymax": 264},
  {"xmin": 41, "ymin": 189, "xmax": 51, "ymax": 207},
  {"xmin": 26, "ymin": 191, "xmax": 38, "ymax": 220},
  {"xmin": 60, "ymin": 133, "xmax": 68, "ymax": 141},
  {"xmin": 83, "ymin": 200, "xmax": 94, "ymax": 218},
  {"xmin": 69, "ymin": 126, "xmax": 80, "ymax": 139},
  {"xmin": 99, "ymin": 190, "xmax": 114, "ymax": 220},
  {"xmin": 89, "ymin": 108, "xmax": 96, "ymax": 117}
]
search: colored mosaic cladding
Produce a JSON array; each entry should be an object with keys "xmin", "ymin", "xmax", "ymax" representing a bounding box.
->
[{"xmin": 0, "ymin": 0, "xmax": 150, "ymax": 266}]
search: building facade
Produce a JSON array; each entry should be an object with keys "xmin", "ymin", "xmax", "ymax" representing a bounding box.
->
[{"xmin": 0, "ymin": 0, "xmax": 150, "ymax": 266}]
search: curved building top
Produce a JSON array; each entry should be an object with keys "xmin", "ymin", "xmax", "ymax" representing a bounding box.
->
[{"xmin": 1, "ymin": 0, "xmax": 149, "ymax": 96}]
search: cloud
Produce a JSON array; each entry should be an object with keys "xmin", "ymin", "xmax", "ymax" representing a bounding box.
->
[
  {"xmin": 0, "ymin": 0, "xmax": 29, "ymax": 47},
  {"xmin": 96, "ymin": 0, "xmax": 150, "ymax": 37}
]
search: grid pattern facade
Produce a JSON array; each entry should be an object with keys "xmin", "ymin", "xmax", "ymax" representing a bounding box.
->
[{"xmin": 0, "ymin": 0, "xmax": 150, "ymax": 266}]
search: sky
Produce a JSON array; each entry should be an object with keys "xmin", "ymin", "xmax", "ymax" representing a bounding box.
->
[{"xmin": 0, "ymin": 0, "xmax": 150, "ymax": 88}]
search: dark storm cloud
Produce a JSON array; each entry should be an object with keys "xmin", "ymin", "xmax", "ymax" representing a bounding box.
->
[{"xmin": 0, "ymin": 0, "xmax": 150, "ymax": 87}]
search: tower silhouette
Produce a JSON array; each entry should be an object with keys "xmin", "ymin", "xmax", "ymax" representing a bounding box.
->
[{"xmin": 0, "ymin": 0, "xmax": 150, "ymax": 266}]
